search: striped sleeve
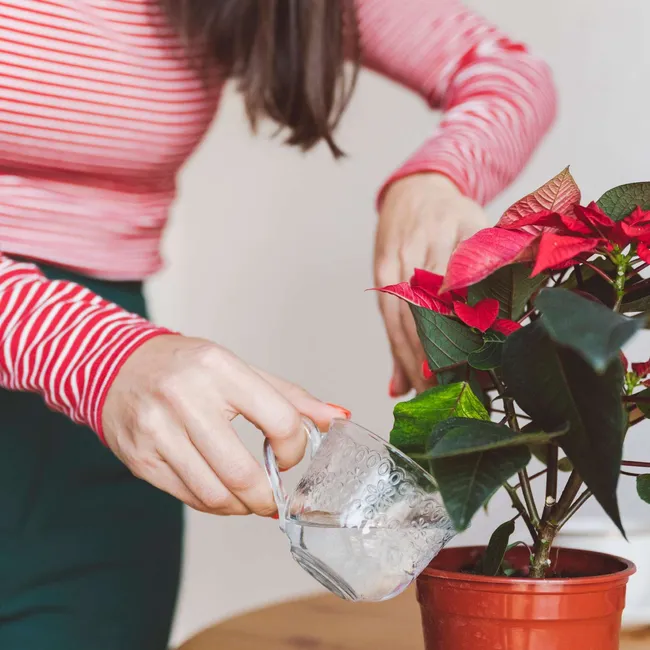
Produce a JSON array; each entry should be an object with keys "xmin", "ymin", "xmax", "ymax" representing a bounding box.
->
[
  {"xmin": 356, "ymin": 0, "xmax": 557, "ymax": 206},
  {"xmin": 0, "ymin": 254, "xmax": 171, "ymax": 441}
]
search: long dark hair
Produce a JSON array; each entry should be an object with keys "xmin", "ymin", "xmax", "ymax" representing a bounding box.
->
[{"xmin": 163, "ymin": 1, "xmax": 359, "ymax": 157}]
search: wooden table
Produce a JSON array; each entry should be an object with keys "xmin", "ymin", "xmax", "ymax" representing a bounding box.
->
[{"xmin": 178, "ymin": 589, "xmax": 650, "ymax": 650}]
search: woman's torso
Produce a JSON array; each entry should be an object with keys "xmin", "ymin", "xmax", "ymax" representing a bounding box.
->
[{"xmin": 0, "ymin": 0, "xmax": 222, "ymax": 279}]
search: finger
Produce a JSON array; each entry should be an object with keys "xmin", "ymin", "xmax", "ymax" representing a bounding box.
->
[
  {"xmin": 220, "ymin": 360, "xmax": 308, "ymax": 471},
  {"xmin": 252, "ymin": 367, "xmax": 350, "ymax": 431},
  {"xmin": 181, "ymin": 410, "xmax": 278, "ymax": 517},
  {"xmin": 380, "ymin": 285, "xmax": 423, "ymax": 392},
  {"xmin": 156, "ymin": 427, "xmax": 251, "ymax": 516},
  {"xmin": 378, "ymin": 291, "xmax": 414, "ymax": 397},
  {"xmin": 389, "ymin": 358, "xmax": 410, "ymax": 397},
  {"xmin": 133, "ymin": 456, "xmax": 219, "ymax": 514}
]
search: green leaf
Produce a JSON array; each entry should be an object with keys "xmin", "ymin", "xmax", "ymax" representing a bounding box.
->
[
  {"xmin": 502, "ymin": 321, "xmax": 626, "ymax": 533},
  {"xmin": 631, "ymin": 387, "xmax": 650, "ymax": 418},
  {"xmin": 426, "ymin": 418, "xmax": 566, "ymax": 459},
  {"xmin": 637, "ymin": 475, "xmax": 650, "ymax": 504},
  {"xmin": 482, "ymin": 520, "xmax": 516, "ymax": 576},
  {"xmin": 431, "ymin": 446, "xmax": 531, "ymax": 531},
  {"xmin": 523, "ymin": 423, "xmax": 573, "ymax": 471},
  {"xmin": 469, "ymin": 264, "xmax": 545, "ymax": 320},
  {"xmin": 437, "ymin": 366, "xmax": 491, "ymax": 409},
  {"xmin": 468, "ymin": 331, "xmax": 506, "ymax": 371},
  {"xmin": 621, "ymin": 283, "xmax": 650, "ymax": 314},
  {"xmin": 597, "ymin": 182, "xmax": 650, "ymax": 221},
  {"xmin": 559, "ymin": 456, "xmax": 574, "ymax": 472},
  {"xmin": 535, "ymin": 288, "xmax": 643, "ymax": 373},
  {"xmin": 389, "ymin": 382, "xmax": 489, "ymax": 457},
  {"xmin": 411, "ymin": 306, "xmax": 483, "ymax": 371}
]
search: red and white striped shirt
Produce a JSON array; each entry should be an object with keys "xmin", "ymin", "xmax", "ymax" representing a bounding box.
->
[{"xmin": 0, "ymin": 0, "xmax": 556, "ymax": 439}]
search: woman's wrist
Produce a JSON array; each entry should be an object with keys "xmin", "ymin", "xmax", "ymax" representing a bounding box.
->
[{"xmin": 95, "ymin": 328, "xmax": 178, "ymax": 444}]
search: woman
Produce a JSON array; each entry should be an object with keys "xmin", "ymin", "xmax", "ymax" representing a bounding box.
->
[{"xmin": 0, "ymin": 1, "xmax": 555, "ymax": 648}]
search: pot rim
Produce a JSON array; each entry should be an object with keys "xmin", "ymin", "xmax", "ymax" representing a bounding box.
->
[{"xmin": 420, "ymin": 545, "xmax": 636, "ymax": 587}]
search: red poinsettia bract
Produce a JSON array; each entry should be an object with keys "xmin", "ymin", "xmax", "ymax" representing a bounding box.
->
[
  {"xmin": 442, "ymin": 168, "xmax": 650, "ymax": 293},
  {"xmin": 373, "ymin": 269, "xmax": 520, "ymax": 336}
]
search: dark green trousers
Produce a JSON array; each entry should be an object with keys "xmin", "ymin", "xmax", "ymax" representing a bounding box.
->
[{"xmin": 0, "ymin": 263, "xmax": 183, "ymax": 650}]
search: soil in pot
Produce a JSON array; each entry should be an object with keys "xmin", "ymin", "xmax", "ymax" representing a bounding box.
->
[{"xmin": 417, "ymin": 545, "xmax": 635, "ymax": 650}]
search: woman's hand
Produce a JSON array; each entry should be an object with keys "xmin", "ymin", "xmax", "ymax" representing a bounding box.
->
[
  {"xmin": 102, "ymin": 335, "xmax": 348, "ymax": 517},
  {"xmin": 374, "ymin": 173, "xmax": 488, "ymax": 397}
]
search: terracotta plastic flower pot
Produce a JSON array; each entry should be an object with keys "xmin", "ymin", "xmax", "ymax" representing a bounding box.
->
[{"xmin": 417, "ymin": 545, "xmax": 635, "ymax": 650}]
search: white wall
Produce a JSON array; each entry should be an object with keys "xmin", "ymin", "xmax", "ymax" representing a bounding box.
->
[{"xmin": 146, "ymin": 0, "xmax": 650, "ymax": 644}]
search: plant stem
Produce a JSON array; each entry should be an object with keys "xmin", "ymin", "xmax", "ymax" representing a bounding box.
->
[
  {"xmin": 621, "ymin": 470, "xmax": 644, "ymax": 477},
  {"xmin": 529, "ymin": 457, "xmax": 573, "ymax": 578},
  {"xmin": 613, "ymin": 294, "xmax": 623, "ymax": 312},
  {"xmin": 613, "ymin": 256, "xmax": 630, "ymax": 311},
  {"xmin": 503, "ymin": 483, "xmax": 538, "ymax": 542},
  {"xmin": 541, "ymin": 445, "xmax": 559, "ymax": 522},
  {"xmin": 557, "ymin": 489, "xmax": 593, "ymax": 529},
  {"xmin": 529, "ymin": 520, "xmax": 558, "ymax": 578}
]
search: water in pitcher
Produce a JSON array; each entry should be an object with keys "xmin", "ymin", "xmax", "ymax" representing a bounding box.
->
[{"xmin": 284, "ymin": 510, "xmax": 449, "ymax": 602}]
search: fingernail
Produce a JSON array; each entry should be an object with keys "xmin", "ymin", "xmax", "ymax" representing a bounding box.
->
[
  {"xmin": 271, "ymin": 513, "xmax": 279, "ymax": 520},
  {"xmin": 326, "ymin": 403, "xmax": 351, "ymax": 419},
  {"xmin": 422, "ymin": 360, "xmax": 434, "ymax": 380},
  {"xmin": 389, "ymin": 378, "xmax": 399, "ymax": 398}
]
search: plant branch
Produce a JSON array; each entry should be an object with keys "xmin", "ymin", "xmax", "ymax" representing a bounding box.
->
[
  {"xmin": 581, "ymin": 260, "xmax": 615, "ymax": 285},
  {"xmin": 503, "ymin": 483, "xmax": 538, "ymax": 542},
  {"xmin": 624, "ymin": 276, "xmax": 650, "ymax": 294},
  {"xmin": 628, "ymin": 262, "xmax": 648, "ymax": 278},
  {"xmin": 554, "ymin": 470, "xmax": 583, "ymax": 521},
  {"xmin": 557, "ymin": 489, "xmax": 593, "ymax": 529},
  {"xmin": 491, "ymin": 408, "xmax": 532, "ymax": 421},
  {"xmin": 489, "ymin": 371, "xmax": 541, "ymax": 527},
  {"xmin": 513, "ymin": 468, "xmax": 547, "ymax": 489},
  {"xmin": 518, "ymin": 306, "xmax": 536, "ymax": 323},
  {"xmin": 621, "ymin": 460, "xmax": 650, "ymax": 468}
]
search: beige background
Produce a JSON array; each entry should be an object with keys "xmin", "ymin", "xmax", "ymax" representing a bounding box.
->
[{"xmin": 143, "ymin": 0, "xmax": 650, "ymax": 644}]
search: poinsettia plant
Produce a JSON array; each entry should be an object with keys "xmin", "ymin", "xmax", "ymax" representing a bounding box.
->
[{"xmin": 375, "ymin": 168, "xmax": 650, "ymax": 578}]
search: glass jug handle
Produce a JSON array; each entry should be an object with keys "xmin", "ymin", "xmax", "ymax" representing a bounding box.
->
[{"xmin": 264, "ymin": 416, "xmax": 323, "ymax": 531}]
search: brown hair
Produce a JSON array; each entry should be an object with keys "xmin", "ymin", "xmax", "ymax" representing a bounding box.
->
[{"xmin": 162, "ymin": 0, "xmax": 359, "ymax": 157}]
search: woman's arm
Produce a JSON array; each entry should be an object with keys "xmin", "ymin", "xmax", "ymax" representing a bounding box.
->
[
  {"xmin": 356, "ymin": 0, "xmax": 556, "ymax": 205},
  {"xmin": 0, "ymin": 254, "xmax": 346, "ymax": 515},
  {"xmin": 358, "ymin": 0, "xmax": 557, "ymax": 396},
  {"xmin": 0, "ymin": 254, "xmax": 168, "ymax": 439}
]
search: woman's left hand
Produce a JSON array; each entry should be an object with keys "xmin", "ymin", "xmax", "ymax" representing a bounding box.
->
[{"xmin": 374, "ymin": 173, "xmax": 489, "ymax": 398}]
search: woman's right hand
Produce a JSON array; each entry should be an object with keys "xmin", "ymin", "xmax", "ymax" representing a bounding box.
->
[{"xmin": 102, "ymin": 335, "xmax": 348, "ymax": 517}]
